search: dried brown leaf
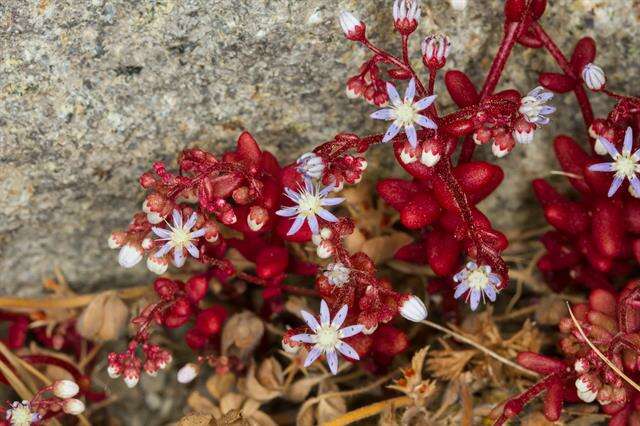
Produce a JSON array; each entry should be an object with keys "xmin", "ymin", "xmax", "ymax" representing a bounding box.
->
[
  {"xmin": 284, "ymin": 375, "xmax": 324, "ymax": 403},
  {"xmin": 187, "ymin": 391, "xmax": 218, "ymax": 414},
  {"xmin": 240, "ymin": 360, "xmax": 282, "ymax": 402},
  {"xmin": 360, "ymin": 232, "xmax": 413, "ymax": 264},
  {"xmin": 316, "ymin": 381, "xmax": 346, "ymax": 424},
  {"xmin": 76, "ymin": 292, "xmax": 128, "ymax": 341},
  {"xmin": 535, "ymin": 295, "xmax": 569, "ymax": 326},
  {"xmin": 206, "ymin": 373, "xmax": 236, "ymax": 401},
  {"xmin": 178, "ymin": 414, "xmax": 214, "ymax": 426},
  {"xmin": 221, "ymin": 311, "xmax": 264, "ymax": 360}
]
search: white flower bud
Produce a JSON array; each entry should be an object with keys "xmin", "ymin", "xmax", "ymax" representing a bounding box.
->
[
  {"xmin": 449, "ymin": 0, "xmax": 467, "ymax": 10},
  {"xmin": 177, "ymin": 363, "xmax": 199, "ymax": 384},
  {"xmin": 53, "ymin": 380, "xmax": 79, "ymax": 399},
  {"xmin": 577, "ymin": 388, "xmax": 597, "ymax": 403},
  {"xmin": 421, "ymin": 34, "xmax": 450, "ymax": 67},
  {"xmin": 339, "ymin": 11, "xmax": 364, "ymax": 41},
  {"xmin": 107, "ymin": 365, "xmax": 121, "ymax": 379},
  {"xmin": 141, "ymin": 237, "xmax": 153, "ymax": 250},
  {"xmin": 118, "ymin": 244, "xmax": 143, "ymax": 268},
  {"xmin": 124, "ymin": 373, "xmax": 139, "ymax": 388},
  {"xmin": 594, "ymin": 137, "xmax": 608, "ymax": 156},
  {"xmin": 400, "ymin": 146, "xmax": 418, "ymax": 164},
  {"xmin": 297, "ymin": 152, "xmax": 325, "ymax": 180},
  {"xmin": 282, "ymin": 340, "xmax": 300, "ymax": 354},
  {"xmin": 147, "ymin": 212, "xmax": 164, "ymax": 224},
  {"xmin": 62, "ymin": 398, "xmax": 85, "ymax": 415},
  {"xmin": 400, "ymin": 295, "xmax": 428, "ymax": 322},
  {"xmin": 582, "ymin": 63, "xmax": 606, "ymax": 91},
  {"xmin": 108, "ymin": 232, "xmax": 125, "ymax": 249},
  {"xmin": 362, "ymin": 324, "xmax": 378, "ymax": 335},
  {"xmin": 420, "ymin": 147, "xmax": 440, "ymax": 167},
  {"xmin": 147, "ymin": 255, "xmax": 169, "ymax": 275},
  {"xmin": 317, "ymin": 240, "xmax": 334, "ymax": 259}
]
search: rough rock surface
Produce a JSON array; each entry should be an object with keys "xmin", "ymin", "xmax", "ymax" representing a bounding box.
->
[{"xmin": 1, "ymin": 0, "xmax": 638, "ymax": 295}]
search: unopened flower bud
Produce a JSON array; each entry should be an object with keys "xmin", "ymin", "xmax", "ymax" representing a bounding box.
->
[
  {"xmin": 512, "ymin": 118, "xmax": 536, "ymax": 144},
  {"xmin": 108, "ymin": 232, "xmax": 126, "ymax": 249},
  {"xmin": 62, "ymin": 399, "xmax": 85, "ymax": 415},
  {"xmin": 53, "ymin": 380, "xmax": 79, "ymax": 399},
  {"xmin": 147, "ymin": 255, "xmax": 169, "ymax": 275},
  {"xmin": 400, "ymin": 145, "xmax": 419, "ymax": 164},
  {"xmin": 421, "ymin": 34, "xmax": 450, "ymax": 69},
  {"xmin": 492, "ymin": 131, "xmax": 516, "ymax": 158},
  {"xmin": 346, "ymin": 75, "xmax": 366, "ymax": 99},
  {"xmin": 393, "ymin": 0, "xmax": 420, "ymax": 35},
  {"xmin": 363, "ymin": 324, "xmax": 378, "ymax": 335},
  {"xmin": 400, "ymin": 295, "xmax": 428, "ymax": 322},
  {"xmin": 420, "ymin": 141, "xmax": 441, "ymax": 167},
  {"xmin": 297, "ymin": 152, "xmax": 325, "ymax": 180},
  {"xmin": 107, "ymin": 364, "xmax": 121, "ymax": 379},
  {"xmin": 118, "ymin": 244, "xmax": 143, "ymax": 268},
  {"xmin": 317, "ymin": 240, "xmax": 334, "ymax": 259},
  {"xmin": 339, "ymin": 11, "xmax": 365, "ymax": 41},
  {"xmin": 123, "ymin": 370, "xmax": 139, "ymax": 388},
  {"xmin": 282, "ymin": 340, "xmax": 300, "ymax": 354},
  {"xmin": 247, "ymin": 205, "xmax": 268, "ymax": 232},
  {"xmin": 574, "ymin": 358, "xmax": 590, "ymax": 374},
  {"xmin": 582, "ymin": 63, "xmax": 606, "ymax": 91},
  {"xmin": 177, "ymin": 363, "xmax": 200, "ymax": 384},
  {"xmin": 141, "ymin": 237, "xmax": 153, "ymax": 250}
]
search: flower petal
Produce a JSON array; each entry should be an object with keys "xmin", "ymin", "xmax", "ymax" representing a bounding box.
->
[
  {"xmin": 301, "ymin": 310, "xmax": 320, "ymax": 332},
  {"xmin": 171, "ymin": 209, "xmax": 183, "ymax": 228},
  {"xmin": 155, "ymin": 242, "xmax": 172, "ymax": 258},
  {"xmin": 184, "ymin": 212, "xmax": 198, "ymax": 231},
  {"xmin": 370, "ymin": 108, "xmax": 395, "ymax": 121},
  {"xmin": 186, "ymin": 242, "xmax": 200, "ymax": 258},
  {"xmin": 189, "ymin": 228, "xmax": 206, "ymax": 238},
  {"xmin": 484, "ymin": 284, "xmax": 497, "ymax": 302},
  {"xmin": 326, "ymin": 349, "xmax": 339, "ymax": 375},
  {"xmin": 173, "ymin": 248, "xmax": 186, "ymax": 268},
  {"xmin": 287, "ymin": 215, "xmax": 306, "ymax": 236},
  {"xmin": 284, "ymin": 187, "xmax": 300, "ymax": 202},
  {"xmin": 469, "ymin": 288, "xmax": 481, "ymax": 311},
  {"xmin": 320, "ymin": 300, "xmax": 330, "ymax": 326},
  {"xmin": 588, "ymin": 162, "xmax": 615, "ymax": 172},
  {"xmin": 317, "ymin": 208, "xmax": 338, "ymax": 223},
  {"xmin": 152, "ymin": 227, "xmax": 172, "ymax": 239},
  {"xmin": 321, "ymin": 197, "xmax": 344, "ymax": 206},
  {"xmin": 453, "ymin": 282, "xmax": 469, "ymax": 299},
  {"xmin": 404, "ymin": 78, "xmax": 416, "ymax": 103},
  {"xmin": 414, "ymin": 95, "xmax": 437, "ymax": 111},
  {"xmin": 624, "ymin": 127, "xmax": 634, "ymax": 155},
  {"xmin": 386, "ymin": 82, "xmax": 401, "ymax": 106},
  {"xmin": 331, "ymin": 305, "xmax": 349, "ymax": 329},
  {"xmin": 291, "ymin": 333, "xmax": 317, "ymax": 344},
  {"xmin": 338, "ymin": 325, "xmax": 363, "ymax": 338},
  {"xmin": 405, "ymin": 125, "xmax": 418, "ymax": 148},
  {"xmin": 415, "ymin": 114, "xmax": 437, "ymax": 129},
  {"xmin": 630, "ymin": 175, "xmax": 640, "ymax": 196},
  {"xmin": 307, "ymin": 214, "xmax": 319, "ymax": 235},
  {"xmin": 382, "ymin": 123, "xmax": 401, "ymax": 143},
  {"xmin": 336, "ymin": 341, "xmax": 360, "ymax": 360},
  {"xmin": 303, "ymin": 346, "xmax": 322, "ymax": 367},
  {"xmin": 598, "ymin": 137, "xmax": 619, "ymax": 158},
  {"xmin": 276, "ymin": 207, "xmax": 299, "ymax": 217},
  {"xmin": 608, "ymin": 176, "xmax": 624, "ymax": 197}
]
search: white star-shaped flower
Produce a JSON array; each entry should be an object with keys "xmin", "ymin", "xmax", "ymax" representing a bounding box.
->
[
  {"xmin": 519, "ymin": 86, "xmax": 555, "ymax": 125},
  {"xmin": 6, "ymin": 401, "xmax": 40, "ymax": 426},
  {"xmin": 276, "ymin": 179, "xmax": 344, "ymax": 235},
  {"xmin": 370, "ymin": 78, "xmax": 437, "ymax": 148},
  {"xmin": 290, "ymin": 300, "xmax": 363, "ymax": 375},
  {"xmin": 152, "ymin": 209, "xmax": 206, "ymax": 268},
  {"xmin": 588, "ymin": 127, "xmax": 640, "ymax": 197},
  {"xmin": 453, "ymin": 262, "xmax": 501, "ymax": 311}
]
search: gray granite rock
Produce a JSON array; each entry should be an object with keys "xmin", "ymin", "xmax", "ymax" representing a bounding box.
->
[{"xmin": 0, "ymin": 0, "xmax": 638, "ymax": 295}]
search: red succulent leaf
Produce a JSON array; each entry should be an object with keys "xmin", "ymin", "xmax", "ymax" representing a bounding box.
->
[
  {"xmin": 516, "ymin": 352, "xmax": 565, "ymax": 374},
  {"xmin": 591, "ymin": 199, "xmax": 626, "ymax": 258},
  {"xmin": 570, "ymin": 37, "xmax": 597, "ymax": 75},
  {"xmin": 444, "ymin": 70, "xmax": 479, "ymax": 108},
  {"xmin": 376, "ymin": 178, "xmax": 418, "ymax": 210},
  {"xmin": 543, "ymin": 376, "xmax": 564, "ymax": 421},
  {"xmin": 539, "ymin": 72, "xmax": 576, "ymax": 93},
  {"xmin": 400, "ymin": 193, "xmax": 442, "ymax": 229},
  {"xmin": 425, "ymin": 230, "xmax": 461, "ymax": 276},
  {"xmin": 553, "ymin": 135, "xmax": 591, "ymax": 194}
]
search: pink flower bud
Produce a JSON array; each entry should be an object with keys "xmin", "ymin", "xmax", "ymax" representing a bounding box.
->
[
  {"xmin": 339, "ymin": 11, "xmax": 365, "ymax": 41},
  {"xmin": 421, "ymin": 34, "xmax": 450, "ymax": 69}
]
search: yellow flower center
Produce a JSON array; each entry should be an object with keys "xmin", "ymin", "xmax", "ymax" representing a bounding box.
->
[
  {"xmin": 614, "ymin": 153, "xmax": 638, "ymax": 178},
  {"xmin": 315, "ymin": 326, "xmax": 339, "ymax": 350},
  {"xmin": 297, "ymin": 192, "xmax": 321, "ymax": 217},
  {"xmin": 170, "ymin": 228, "xmax": 191, "ymax": 248},
  {"xmin": 394, "ymin": 102, "xmax": 418, "ymax": 126},
  {"xmin": 467, "ymin": 270, "xmax": 489, "ymax": 291}
]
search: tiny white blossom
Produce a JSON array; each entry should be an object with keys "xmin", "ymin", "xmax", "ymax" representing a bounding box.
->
[
  {"xmin": 152, "ymin": 210, "xmax": 206, "ymax": 268},
  {"xmin": 297, "ymin": 152, "xmax": 325, "ymax": 180},
  {"xmin": 453, "ymin": 262, "xmax": 501, "ymax": 311},
  {"xmin": 339, "ymin": 11, "xmax": 363, "ymax": 40},
  {"xmin": 582, "ymin": 63, "xmax": 606, "ymax": 91},
  {"xmin": 177, "ymin": 363, "xmax": 200, "ymax": 384},
  {"xmin": 421, "ymin": 34, "xmax": 450, "ymax": 65},
  {"xmin": 276, "ymin": 179, "xmax": 344, "ymax": 235},
  {"xmin": 118, "ymin": 243, "xmax": 143, "ymax": 268},
  {"xmin": 519, "ymin": 86, "xmax": 555, "ymax": 125},
  {"xmin": 370, "ymin": 79, "xmax": 437, "ymax": 148},
  {"xmin": 588, "ymin": 127, "xmax": 640, "ymax": 197},
  {"xmin": 323, "ymin": 262, "xmax": 350, "ymax": 287},
  {"xmin": 400, "ymin": 295, "xmax": 428, "ymax": 322},
  {"xmin": 393, "ymin": 0, "xmax": 420, "ymax": 25},
  {"xmin": 62, "ymin": 399, "xmax": 85, "ymax": 416},
  {"xmin": 147, "ymin": 255, "xmax": 169, "ymax": 275},
  {"xmin": 290, "ymin": 300, "xmax": 364, "ymax": 375},
  {"xmin": 53, "ymin": 380, "xmax": 79, "ymax": 399},
  {"xmin": 6, "ymin": 401, "xmax": 40, "ymax": 426}
]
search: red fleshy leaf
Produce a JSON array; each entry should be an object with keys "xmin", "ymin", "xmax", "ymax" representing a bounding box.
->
[
  {"xmin": 570, "ymin": 37, "xmax": 597, "ymax": 75},
  {"xmin": 516, "ymin": 352, "xmax": 565, "ymax": 374},
  {"xmin": 539, "ymin": 72, "xmax": 576, "ymax": 93},
  {"xmin": 532, "ymin": 179, "xmax": 566, "ymax": 207},
  {"xmin": 376, "ymin": 178, "xmax": 418, "ymax": 210},
  {"xmin": 425, "ymin": 230, "xmax": 461, "ymax": 276},
  {"xmin": 591, "ymin": 199, "xmax": 626, "ymax": 258},
  {"xmin": 394, "ymin": 242, "xmax": 428, "ymax": 263},
  {"xmin": 235, "ymin": 131, "xmax": 262, "ymax": 168},
  {"xmin": 588, "ymin": 288, "xmax": 617, "ymax": 316},
  {"xmin": 544, "ymin": 202, "xmax": 589, "ymax": 234},
  {"xmin": 444, "ymin": 70, "xmax": 479, "ymax": 108},
  {"xmin": 543, "ymin": 376, "xmax": 564, "ymax": 421},
  {"xmin": 400, "ymin": 193, "xmax": 442, "ymax": 229},
  {"xmin": 553, "ymin": 135, "xmax": 591, "ymax": 194}
]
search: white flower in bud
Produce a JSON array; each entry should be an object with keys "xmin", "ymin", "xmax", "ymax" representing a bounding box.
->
[
  {"xmin": 297, "ymin": 152, "xmax": 325, "ymax": 180},
  {"xmin": 124, "ymin": 373, "xmax": 139, "ymax": 388},
  {"xmin": 449, "ymin": 0, "xmax": 467, "ymax": 10},
  {"xmin": 177, "ymin": 363, "xmax": 199, "ymax": 384},
  {"xmin": 520, "ymin": 86, "xmax": 555, "ymax": 125},
  {"xmin": 593, "ymin": 137, "xmax": 608, "ymax": 156},
  {"xmin": 141, "ymin": 237, "xmax": 153, "ymax": 250},
  {"xmin": 118, "ymin": 244, "xmax": 143, "ymax": 268},
  {"xmin": 420, "ymin": 146, "xmax": 440, "ymax": 167},
  {"xmin": 362, "ymin": 324, "xmax": 378, "ymax": 335},
  {"xmin": 582, "ymin": 63, "xmax": 606, "ymax": 91},
  {"xmin": 147, "ymin": 212, "xmax": 164, "ymax": 224},
  {"xmin": 62, "ymin": 399, "xmax": 85, "ymax": 415},
  {"xmin": 147, "ymin": 255, "xmax": 169, "ymax": 275},
  {"xmin": 317, "ymin": 240, "xmax": 334, "ymax": 259},
  {"xmin": 247, "ymin": 206, "xmax": 268, "ymax": 232},
  {"xmin": 282, "ymin": 340, "xmax": 300, "ymax": 354},
  {"xmin": 578, "ymin": 388, "xmax": 597, "ymax": 403},
  {"xmin": 339, "ymin": 11, "xmax": 364, "ymax": 40},
  {"xmin": 574, "ymin": 358, "xmax": 590, "ymax": 374},
  {"xmin": 492, "ymin": 141, "xmax": 511, "ymax": 158},
  {"xmin": 108, "ymin": 232, "xmax": 124, "ymax": 249},
  {"xmin": 400, "ymin": 146, "xmax": 418, "ymax": 164},
  {"xmin": 513, "ymin": 119, "xmax": 536, "ymax": 144},
  {"xmin": 421, "ymin": 34, "xmax": 450, "ymax": 67},
  {"xmin": 107, "ymin": 365, "xmax": 121, "ymax": 379},
  {"xmin": 400, "ymin": 295, "xmax": 428, "ymax": 322},
  {"xmin": 575, "ymin": 375, "xmax": 600, "ymax": 403},
  {"xmin": 323, "ymin": 262, "xmax": 350, "ymax": 287},
  {"xmin": 53, "ymin": 380, "xmax": 79, "ymax": 399},
  {"xmin": 393, "ymin": 0, "xmax": 420, "ymax": 31},
  {"xmin": 358, "ymin": 159, "xmax": 368, "ymax": 171}
]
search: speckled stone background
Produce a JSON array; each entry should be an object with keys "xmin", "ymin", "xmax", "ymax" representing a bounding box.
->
[{"xmin": 1, "ymin": 0, "xmax": 638, "ymax": 295}]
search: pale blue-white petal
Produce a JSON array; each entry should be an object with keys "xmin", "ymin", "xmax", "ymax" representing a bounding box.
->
[
  {"xmin": 338, "ymin": 325, "xmax": 363, "ymax": 338},
  {"xmin": 284, "ymin": 187, "xmax": 300, "ymax": 202},
  {"xmin": 536, "ymin": 116, "xmax": 550, "ymax": 125},
  {"xmin": 488, "ymin": 273, "xmax": 501, "ymax": 285},
  {"xmin": 155, "ymin": 242, "xmax": 172, "ymax": 258},
  {"xmin": 303, "ymin": 346, "xmax": 322, "ymax": 367},
  {"xmin": 186, "ymin": 242, "xmax": 200, "ymax": 258},
  {"xmin": 336, "ymin": 341, "xmax": 360, "ymax": 360},
  {"xmin": 598, "ymin": 137, "xmax": 619, "ymax": 158},
  {"xmin": 540, "ymin": 106, "xmax": 556, "ymax": 115},
  {"xmin": 382, "ymin": 123, "xmax": 401, "ymax": 143},
  {"xmin": 484, "ymin": 284, "xmax": 497, "ymax": 302},
  {"xmin": 189, "ymin": 228, "xmax": 206, "ymax": 238},
  {"xmin": 588, "ymin": 162, "xmax": 615, "ymax": 172},
  {"xmin": 453, "ymin": 282, "xmax": 469, "ymax": 299},
  {"xmin": 304, "ymin": 178, "xmax": 314, "ymax": 194},
  {"xmin": 276, "ymin": 207, "xmax": 299, "ymax": 217},
  {"xmin": 291, "ymin": 333, "xmax": 317, "ymax": 344},
  {"xmin": 466, "ymin": 261, "xmax": 478, "ymax": 270},
  {"xmin": 331, "ymin": 305, "xmax": 349, "ymax": 329},
  {"xmin": 184, "ymin": 212, "xmax": 198, "ymax": 231},
  {"xmin": 173, "ymin": 248, "xmax": 186, "ymax": 268},
  {"xmin": 321, "ymin": 197, "xmax": 344, "ymax": 206},
  {"xmin": 326, "ymin": 349, "xmax": 339, "ymax": 375},
  {"xmin": 370, "ymin": 108, "xmax": 395, "ymax": 121},
  {"xmin": 630, "ymin": 175, "xmax": 640, "ymax": 196},
  {"xmin": 319, "ymin": 185, "xmax": 336, "ymax": 197},
  {"xmin": 414, "ymin": 95, "xmax": 437, "ymax": 111},
  {"xmin": 320, "ymin": 300, "xmax": 330, "ymax": 326},
  {"xmin": 307, "ymin": 214, "xmax": 320, "ymax": 234},
  {"xmin": 469, "ymin": 288, "xmax": 481, "ymax": 311},
  {"xmin": 287, "ymin": 215, "xmax": 306, "ymax": 236},
  {"xmin": 405, "ymin": 125, "xmax": 418, "ymax": 148},
  {"xmin": 608, "ymin": 176, "xmax": 624, "ymax": 197},
  {"xmin": 537, "ymin": 90, "xmax": 554, "ymax": 102},
  {"xmin": 404, "ymin": 78, "xmax": 416, "ymax": 103},
  {"xmin": 386, "ymin": 82, "xmax": 401, "ymax": 106},
  {"xmin": 301, "ymin": 310, "xmax": 320, "ymax": 332},
  {"xmin": 316, "ymin": 208, "xmax": 338, "ymax": 223},
  {"xmin": 152, "ymin": 227, "xmax": 172, "ymax": 239},
  {"xmin": 623, "ymin": 127, "xmax": 634, "ymax": 155},
  {"xmin": 171, "ymin": 210, "xmax": 183, "ymax": 228},
  {"xmin": 415, "ymin": 114, "xmax": 437, "ymax": 129}
]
